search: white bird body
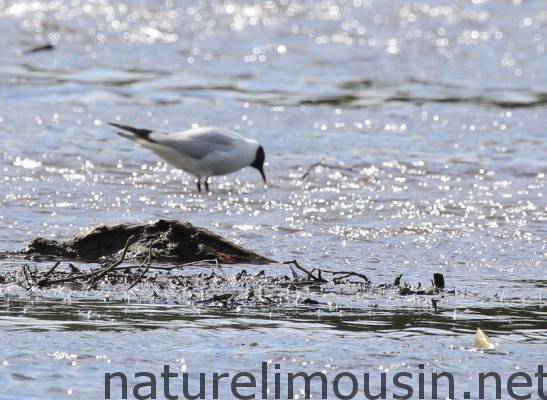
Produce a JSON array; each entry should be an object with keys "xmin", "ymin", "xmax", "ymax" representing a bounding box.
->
[{"xmin": 109, "ymin": 123, "xmax": 266, "ymax": 192}]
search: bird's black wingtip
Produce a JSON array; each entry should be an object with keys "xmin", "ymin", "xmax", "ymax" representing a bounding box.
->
[
  {"xmin": 107, "ymin": 122, "xmax": 156, "ymax": 141},
  {"xmin": 107, "ymin": 122, "xmax": 130, "ymax": 130}
]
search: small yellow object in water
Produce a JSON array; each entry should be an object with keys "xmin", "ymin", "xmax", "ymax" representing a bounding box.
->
[{"xmin": 475, "ymin": 327, "xmax": 496, "ymax": 350}]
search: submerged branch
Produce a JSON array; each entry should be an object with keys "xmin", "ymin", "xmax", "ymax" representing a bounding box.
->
[
  {"xmin": 283, "ymin": 260, "xmax": 328, "ymax": 283},
  {"xmin": 301, "ymin": 158, "xmax": 362, "ymax": 179},
  {"xmin": 321, "ymin": 269, "xmax": 370, "ymax": 283},
  {"xmin": 125, "ymin": 244, "xmax": 152, "ymax": 292}
]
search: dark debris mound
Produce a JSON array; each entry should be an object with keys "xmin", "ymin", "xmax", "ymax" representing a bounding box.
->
[
  {"xmin": 20, "ymin": 219, "xmax": 275, "ymax": 265},
  {"xmin": 2, "ymin": 222, "xmax": 449, "ymax": 311},
  {"xmin": 1, "ymin": 257, "xmax": 447, "ymax": 312}
]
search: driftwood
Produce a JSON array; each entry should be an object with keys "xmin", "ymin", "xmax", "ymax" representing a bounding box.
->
[{"xmin": 20, "ymin": 219, "xmax": 275, "ymax": 265}]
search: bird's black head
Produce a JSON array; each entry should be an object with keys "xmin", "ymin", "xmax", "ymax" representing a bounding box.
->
[{"xmin": 250, "ymin": 145, "xmax": 266, "ymax": 183}]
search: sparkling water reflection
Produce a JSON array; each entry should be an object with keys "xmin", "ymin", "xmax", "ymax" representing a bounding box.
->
[{"xmin": 1, "ymin": 0, "xmax": 547, "ymax": 398}]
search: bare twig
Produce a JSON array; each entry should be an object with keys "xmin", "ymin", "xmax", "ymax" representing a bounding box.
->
[
  {"xmin": 34, "ymin": 261, "xmax": 61, "ymax": 288},
  {"xmin": 301, "ymin": 158, "xmax": 326, "ymax": 179},
  {"xmin": 322, "ymin": 269, "xmax": 370, "ymax": 283},
  {"xmin": 156, "ymin": 259, "xmax": 218, "ymax": 271},
  {"xmin": 44, "ymin": 261, "xmax": 61, "ymax": 278},
  {"xmin": 301, "ymin": 158, "xmax": 361, "ymax": 179},
  {"xmin": 87, "ymin": 235, "xmax": 135, "ymax": 290},
  {"xmin": 22, "ymin": 265, "xmax": 33, "ymax": 290},
  {"xmin": 214, "ymin": 258, "xmax": 226, "ymax": 276},
  {"xmin": 283, "ymin": 260, "xmax": 327, "ymax": 283},
  {"xmin": 24, "ymin": 256, "xmax": 217, "ymax": 289},
  {"xmin": 125, "ymin": 245, "xmax": 152, "ymax": 292},
  {"xmin": 110, "ymin": 259, "xmax": 218, "ymax": 271}
]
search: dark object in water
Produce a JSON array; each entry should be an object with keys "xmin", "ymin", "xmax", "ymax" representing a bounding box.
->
[
  {"xmin": 302, "ymin": 298, "xmax": 320, "ymax": 305},
  {"xmin": 23, "ymin": 43, "xmax": 55, "ymax": 55},
  {"xmin": 21, "ymin": 219, "xmax": 275, "ymax": 265},
  {"xmin": 433, "ymin": 273, "xmax": 445, "ymax": 289}
]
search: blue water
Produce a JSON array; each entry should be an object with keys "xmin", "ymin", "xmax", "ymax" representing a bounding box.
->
[{"xmin": 1, "ymin": 0, "xmax": 547, "ymax": 399}]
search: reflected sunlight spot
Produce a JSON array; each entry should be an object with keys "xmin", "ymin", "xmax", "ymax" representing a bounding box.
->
[
  {"xmin": 13, "ymin": 157, "xmax": 41, "ymax": 169},
  {"xmin": 234, "ymin": 224, "xmax": 258, "ymax": 231}
]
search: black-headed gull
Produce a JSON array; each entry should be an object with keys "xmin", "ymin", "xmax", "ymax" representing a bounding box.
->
[{"xmin": 109, "ymin": 123, "xmax": 266, "ymax": 192}]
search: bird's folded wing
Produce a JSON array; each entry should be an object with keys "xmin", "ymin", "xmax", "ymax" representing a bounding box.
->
[{"xmin": 157, "ymin": 132, "xmax": 235, "ymax": 160}]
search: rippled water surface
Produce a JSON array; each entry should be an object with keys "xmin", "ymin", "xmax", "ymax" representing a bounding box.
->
[{"xmin": 1, "ymin": 0, "xmax": 547, "ymax": 399}]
